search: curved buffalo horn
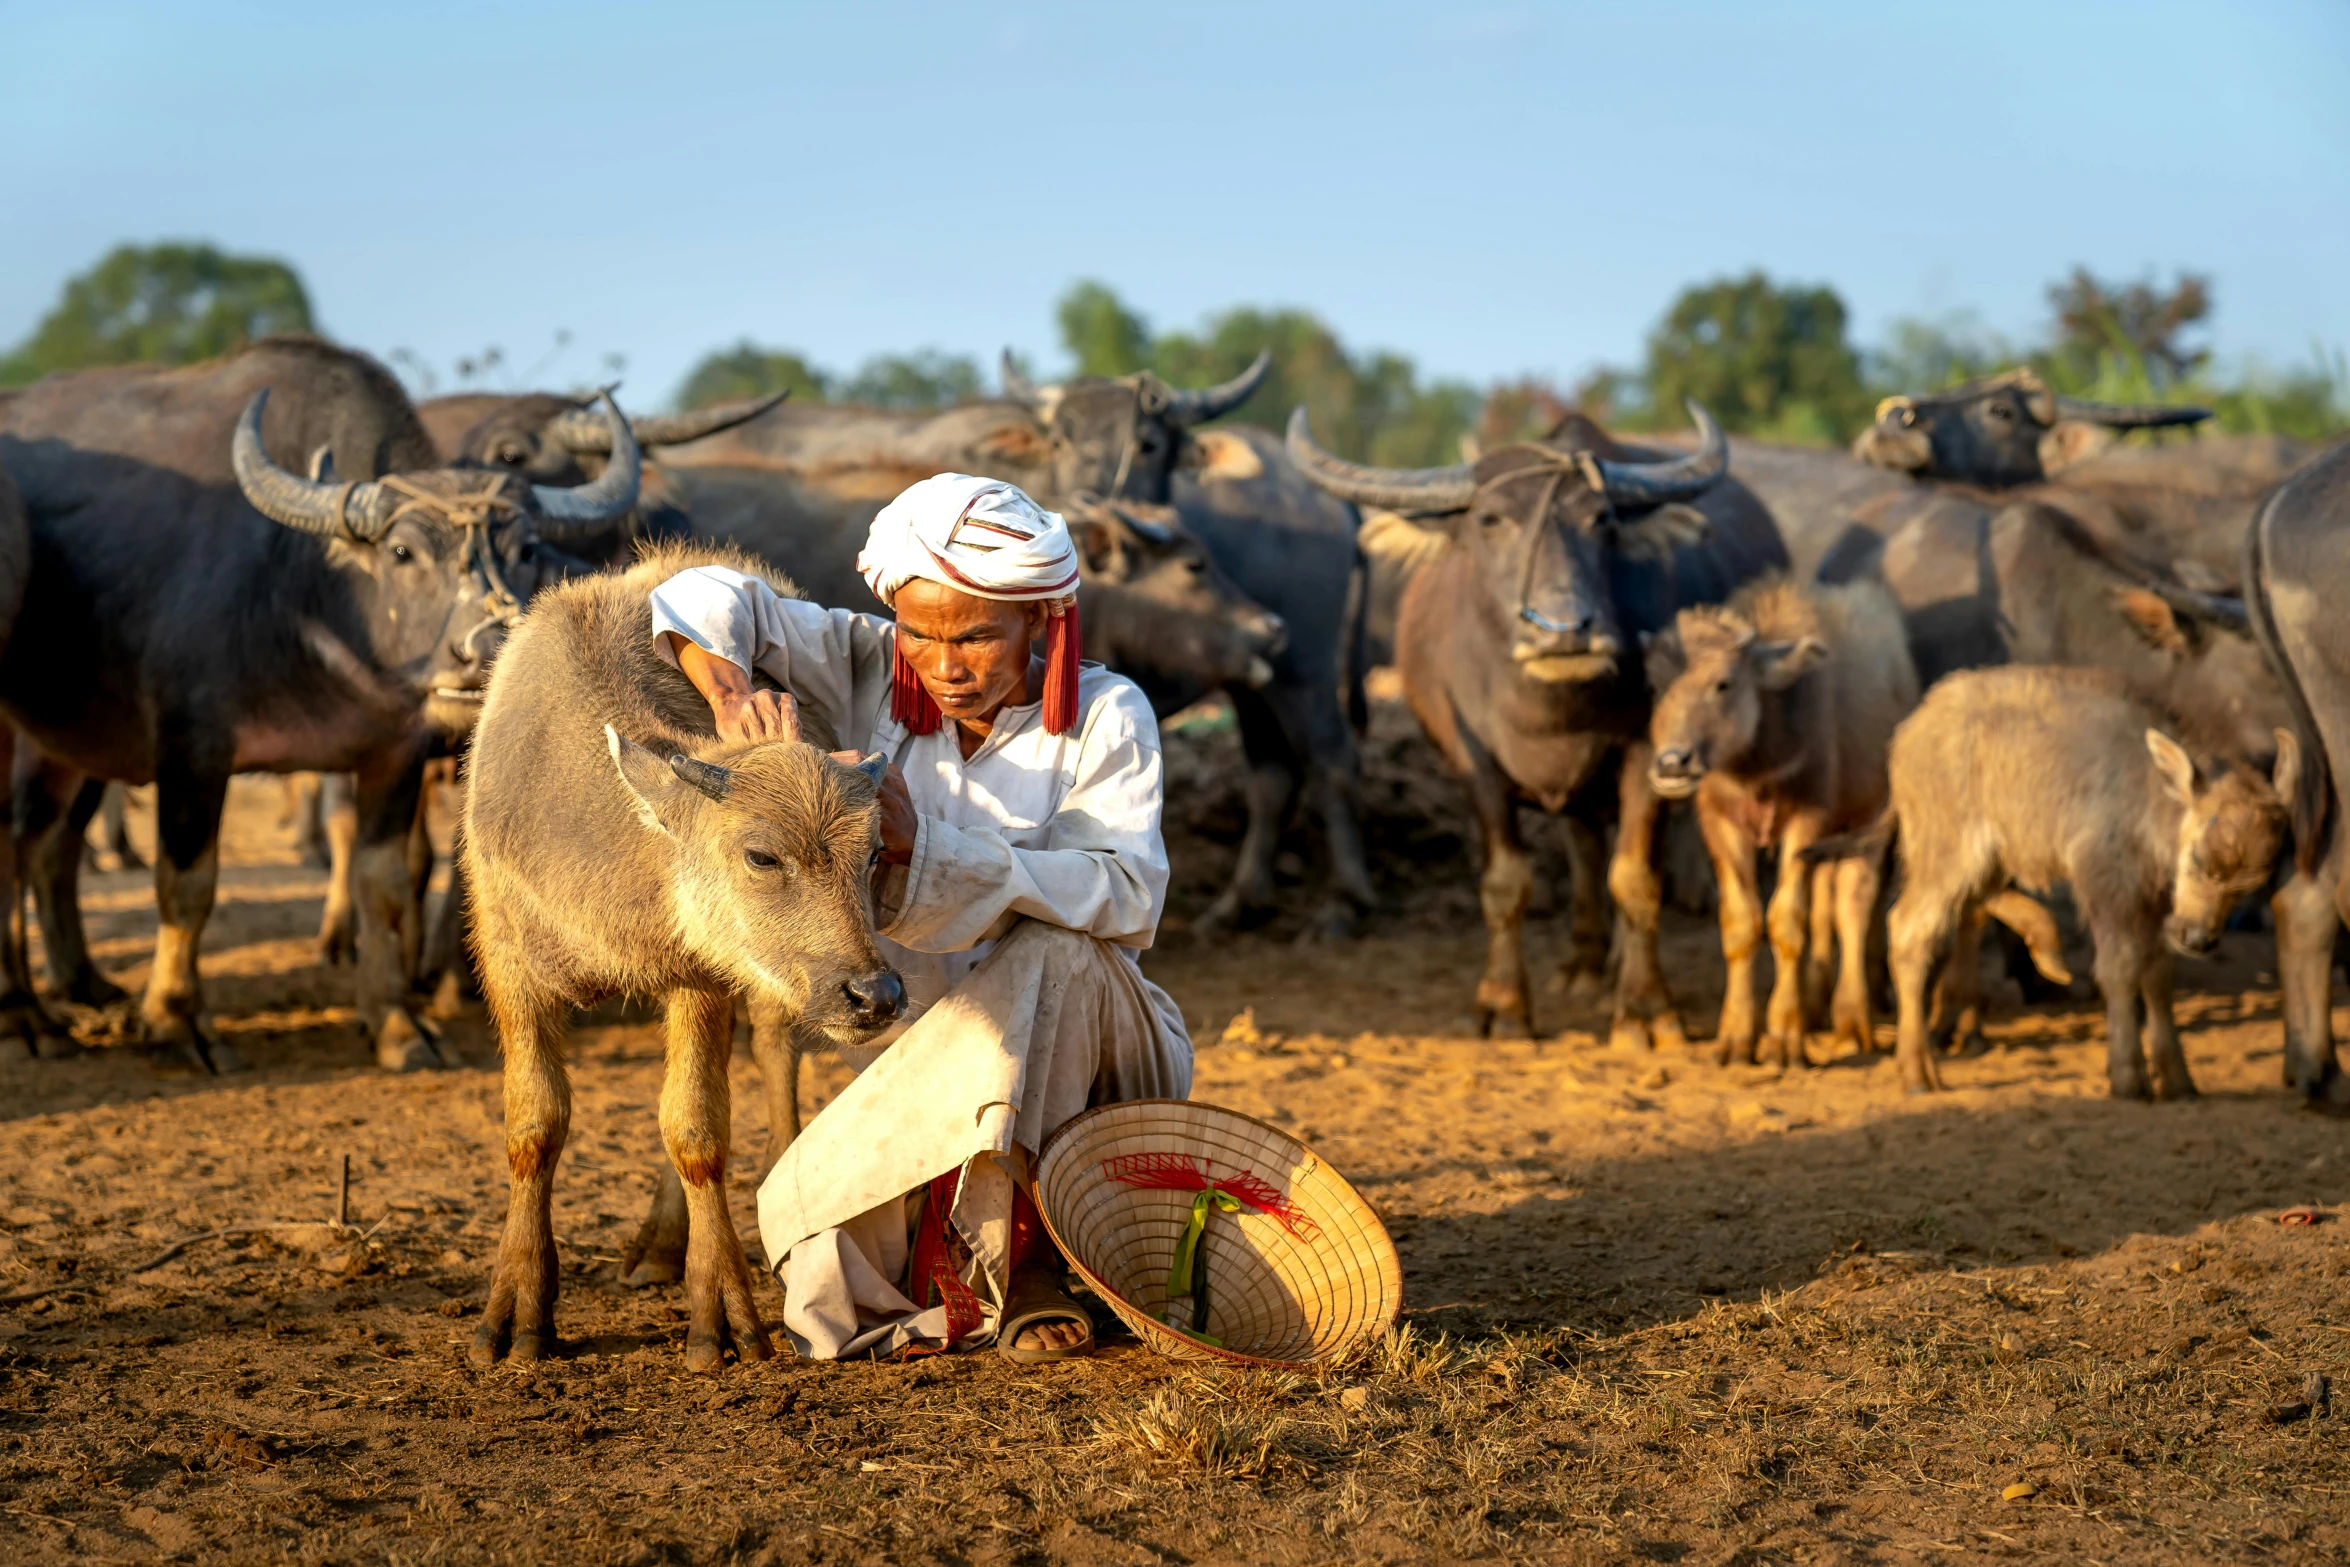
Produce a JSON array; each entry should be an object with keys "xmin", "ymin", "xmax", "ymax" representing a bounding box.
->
[
  {"xmin": 232, "ymin": 390, "xmax": 398, "ymax": 541},
  {"xmin": 2051, "ymin": 395, "xmax": 2214, "ymax": 430},
  {"xmin": 668, "ymin": 752, "xmax": 733, "ymax": 802},
  {"xmin": 1165, "ymin": 350, "xmax": 1272, "ymax": 426},
  {"xmin": 1000, "ymin": 349, "xmax": 1043, "ymax": 408},
  {"xmin": 1590, "ymin": 399, "xmax": 1728, "ymax": 509},
  {"xmin": 546, "ymin": 388, "xmax": 790, "ymax": 452},
  {"xmin": 530, "ymin": 391, "xmax": 641, "ymax": 533},
  {"xmin": 1285, "ymin": 407, "xmax": 1475, "ymax": 512}
]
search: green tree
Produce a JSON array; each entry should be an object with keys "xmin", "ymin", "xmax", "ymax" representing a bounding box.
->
[
  {"xmin": 1056, "ymin": 280, "xmax": 1152, "ymax": 378},
  {"xmin": 1642, "ymin": 272, "xmax": 1871, "ymax": 442},
  {"xmin": 839, "ymin": 350, "xmax": 983, "ymax": 409},
  {"xmin": 673, "ymin": 340, "xmax": 830, "ymax": 409},
  {"xmin": 1, "ymin": 241, "xmax": 313, "ymax": 386},
  {"xmin": 1869, "ymin": 310, "xmax": 2012, "ymax": 396},
  {"xmin": 2043, "ymin": 267, "xmax": 2210, "ymax": 387}
]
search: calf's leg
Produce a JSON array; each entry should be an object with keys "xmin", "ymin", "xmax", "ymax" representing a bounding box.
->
[
  {"xmin": 1828, "ymin": 854, "xmax": 1880, "ymax": 1055},
  {"xmin": 472, "ymin": 979, "xmax": 569, "ymax": 1367},
  {"xmin": 314, "ymin": 773, "xmax": 357, "ymax": 966},
  {"xmin": 662, "ymin": 986, "xmax": 772, "ymax": 1372},
  {"xmin": 1761, "ymin": 817, "xmax": 1823, "ymax": 1069},
  {"xmin": 2089, "ymin": 913, "xmax": 2153, "ymax": 1101},
  {"xmin": 1696, "ymin": 788, "xmax": 1762, "ymax": 1065},
  {"xmin": 1608, "ymin": 742, "xmax": 1686, "ymax": 1051},
  {"xmin": 1887, "ymin": 885, "xmax": 1954, "ymax": 1094},
  {"xmin": 1928, "ymin": 912, "xmax": 1987, "ymax": 1056},
  {"xmin": 1803, "ymin": 861, "xmax": 1837, "ymax": 1030},
  {"xmin": 2140, "ymin": 949, "xmax": 2197, "ymax": 1101}
]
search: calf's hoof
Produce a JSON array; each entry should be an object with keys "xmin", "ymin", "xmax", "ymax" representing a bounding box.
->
[
  {"xmin": 1712, "ymin": 1032, "xmax": 1759, "ymax": 1067},
  {"xmin": 468, "ymin": 1313, "xmax": 556, "ymax": 1370},
  {"xmin": 142, "ymin": 1012, "xmax": 241, "ymax": 1075},
  {"xmin": 1473, "ymin": 1005, "xmax": 1532, "ymax": 1041},
  {"xmin": 2107, "ymin": 1071, "xmax": 2153, "ymax": 1102},
  {"xmin": 374, "ymin": 1010, "xmax": 444, "ymax": 1074}
]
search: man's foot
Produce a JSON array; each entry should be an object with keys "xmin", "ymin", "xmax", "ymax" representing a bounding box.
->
[{"xmin": 998, "ymin": 1260, "xmax": 1095, "ymax": 1364}]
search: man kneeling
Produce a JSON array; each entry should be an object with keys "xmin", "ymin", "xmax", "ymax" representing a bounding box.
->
[{"xmin": 651, "ymin": 474, "xmax": 1191, "ymax": 1360}]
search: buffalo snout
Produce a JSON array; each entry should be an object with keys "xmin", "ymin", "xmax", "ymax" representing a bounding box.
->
[
  {"xmin": 841, "ymin": 969, "xmax": 906, "ymax": 1030},
  {"xmin": 2164, "ymin": 916, "xmax": 2219, "ymax": 957},
  {"xmin": 1650, "ymin": 746, "xmax": 1705, "ymax": 798}
]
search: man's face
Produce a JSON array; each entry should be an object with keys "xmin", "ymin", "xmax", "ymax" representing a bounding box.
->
[{"xmin": 892, "ymin": 580, "xmax": 1049, "ymax": 725}]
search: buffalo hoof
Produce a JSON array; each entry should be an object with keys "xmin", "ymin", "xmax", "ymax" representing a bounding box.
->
[
  {"xmin": 1763, "ymin": 1031, "xmax": 1812, "ymax": 1070},
  {"xmin": 2153, "ymin": 1078, "xmax": 2200, "ymax": 1103},
  {"xmin": 1611, "ymin": 1011, "xmax": 1688, "ymax": 1051},
  {"xmin": 374, "ymin": 1010, "xmax": 443, "ymax": 1074},
  {"xmin": 0, "ymin": 996, "xmax": 78, "ymax": 1061},
  {"xmin": 1296, "ymin": 900, "xmax": 1360, "ymax": 944},
  {"xmin": 142, "ymin": 1013, "xmax": 241, "ymax": 1075},
  {"xmin": 1196, "ymin": 889, "xmax": 1277, "ymax": 936},
  {"xmin": 1472, "ymin": 1002, "xmax": 1532, "ymax": 1040},
  {"xmin": 2107, "ymin": 1072, "xmax": 2154, "ymax": 1103},
  {"xmin": 65, "ymin": 969, "xmax": 129, "ymax": 1008},
  {"xmin": 1559, "ymin": 969, "xmax": 1611, "ymax": 1012}
]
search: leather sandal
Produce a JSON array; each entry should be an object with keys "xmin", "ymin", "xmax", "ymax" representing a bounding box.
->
[{"xmin": 996, "ymin": 1260, "xmax": 1095, "ymax": 1364}]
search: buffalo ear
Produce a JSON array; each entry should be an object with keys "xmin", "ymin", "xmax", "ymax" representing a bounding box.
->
[
  {"xmin": 973, "ymin": 422, "xmax": 1049, "ymax": 467},
  {"xmin": 1753, "ymin": 635, "xmax": 1828, "ymax": 689},
  {"xmin": 609, "ymin": 726, "xmax": 683, "ymax": 835},
  {"xmin": 1612, "ymin": 502, "xmax": 1710, "ymax": 562},
  {"xmin": 1074, "ymin": 515, "xmax": 1123, "ymax": 574},
  {"xmin": 1180, "ymin": 428, "xmax": 1265, "ymax": 483},
  {"xmin": 2112, "ymin": 588, "xmax": 2190, "ymax": 656},
  {"xmin": 2272, "ymin": 728, "xmax": 2303, "ymax": 805},
  {"xmin": 2039, "ymin": 421, "xmax": 2114, "ymax": 474},
  {"xmin": 1356, "ymin": 508, "xmax": 1453, "ymax": 572},
  {"xmin": 2145, "ymin": 729, "xmax": 2197, "ymax": 803}
]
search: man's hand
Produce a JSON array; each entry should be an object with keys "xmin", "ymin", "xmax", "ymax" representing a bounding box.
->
[
  {"xmin": 666, "ymin": 633, "xmax": 801, "ymax": 746},
  {"xmin": 877, "ymin": 765, "xmax": 917, "ymax": 865}
]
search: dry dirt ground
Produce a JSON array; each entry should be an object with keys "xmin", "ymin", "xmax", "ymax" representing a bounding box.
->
[{"xmin": 2, "ymin": 709, "xmax": 2349, "ymax": 1566}]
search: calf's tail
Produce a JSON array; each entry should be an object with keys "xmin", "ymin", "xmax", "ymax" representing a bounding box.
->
[{"xmin": 1979, "ymin": 890, "xmax": 2071, "ymax": 985}]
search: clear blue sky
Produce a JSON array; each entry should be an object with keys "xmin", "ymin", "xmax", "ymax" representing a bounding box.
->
[{"xmin": 5, "ymin": 1, "xmax": 2344, "ymax": 407}]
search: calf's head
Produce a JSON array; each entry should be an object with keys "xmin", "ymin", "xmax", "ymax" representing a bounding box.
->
[
  {"xmin": 1070, "ymin": 497, "xmax": 1285, "ymax": 691},
  {"xmin": 607, "ymin": 731, "xmax": 905, "ymax": 1039},
  {"xmin": 1001, "ymin": 351, "xmax": 1272, "ymax": 505},
  {"xmin": 1857, "ymin": 369, "xmax": 2210, "ymax": 487},
  {"xmin": 1289, "ymin": 400, "xmax": 1727, "ymax": 683},
  {"xmin": 1644, "ymin": 596, "xmax": 1826, "ymax": 798},
  {"xmin": 235, "ymin": 389, "xmax": 645, "ymax": 737},
  {"xmin": 2146, "ymin": 727, "xmax": 2297, "ymax": 956}
]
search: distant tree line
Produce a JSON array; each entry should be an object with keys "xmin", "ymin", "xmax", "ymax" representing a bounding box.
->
[{"xmin": 7, "ymin": 244, "xmax": 2342, "ymax": 458}]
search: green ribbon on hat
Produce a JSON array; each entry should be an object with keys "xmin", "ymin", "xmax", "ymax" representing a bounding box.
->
[{"xmin": 1164, "ymin": 1188, "xmax": 1243, "ymax": 1347}]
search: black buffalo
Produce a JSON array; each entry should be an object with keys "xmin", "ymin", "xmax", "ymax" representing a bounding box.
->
[
  {"xmin": 1291, "ymin": 400, "xmax": 1787, "ymax": 1039},
  {"xmin": 0, "ymin": 340, "xmax": 640, "ymax": 1072},
  {"xmin": 1853, "ymin": 369, "xmax": 2211, "ymax": 489}
]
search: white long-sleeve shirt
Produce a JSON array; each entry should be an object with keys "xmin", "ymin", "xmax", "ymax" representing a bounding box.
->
[{"xmin": 647, "ymin": 564, "xmax": 1177, "ymax": 1020}]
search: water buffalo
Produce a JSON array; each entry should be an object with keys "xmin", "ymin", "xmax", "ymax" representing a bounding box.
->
[
  {"xmin": 0, "ymin": 463, "xmax": 50, "ymax": 1058},
  {"xmin": 0, "ymin": 344, "xmax": 641, "ymax": 1071},
  {"xmin": 2244, "ymin": 438, "xmax": 2350, "ymax": 1113},
  {"xmin": 464, "ymin": 542, "xmax": 902, "ymax": 1371},
  {"xmin": 1853, "ymin": 369, "xmax": 2212, "ymax": 489},
  {"xmin": 1290, "ymin": 400, "xmax": 1787, "ymax": 1040},
  {"xmin": 996, "ymin": 352, "xmax": 1377, "ymax": 936},
  {"xmin": 1867, "ymin": 667, "xmax": 2291, "ymax": 1099},
  {"xmin": 1646, "ymin": 575, "xmax": 1918, "ymax": 1066}
]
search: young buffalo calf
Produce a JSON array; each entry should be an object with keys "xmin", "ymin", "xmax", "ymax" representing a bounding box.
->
[
  {"xmin": 1871, "ymin": 667, "xmax": 2294, "ymax": 1099},
  {"xmin": 463, "ymin": 544, "xmax": 904, "ymax": 1371},
  {"xmin": 1646, "ymin": 576, "xmax": 1920, "ymax": 1067}
]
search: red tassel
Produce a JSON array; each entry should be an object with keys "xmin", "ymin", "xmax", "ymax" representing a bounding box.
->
[
  {"xmin": 891, "ymin": 638, "xmax": 942, "ymax": 734},
  {"xmin": 1043, "ymin": 602, "xmax": 1081, "ymax": 736}
]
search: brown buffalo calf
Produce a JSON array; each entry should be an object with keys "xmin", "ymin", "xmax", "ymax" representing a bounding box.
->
[
  {"xmin": 1871, "ymin": 667, "xmax": 2294, "ymax": 1099},
  {"xmin": 1646, "ymin": 576, "xmax": 1920, "ymax": 1067}
]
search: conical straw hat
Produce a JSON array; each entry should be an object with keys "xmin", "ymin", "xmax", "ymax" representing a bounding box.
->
[{"xmin": 1035, "ymin": 1098, "xmax": 1403, "ymax": 1368}]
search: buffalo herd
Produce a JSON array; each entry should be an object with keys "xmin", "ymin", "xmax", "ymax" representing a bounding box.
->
[{"xmin": 0, "ymin": 336, "xmax": 2344, "ymax": 1117}]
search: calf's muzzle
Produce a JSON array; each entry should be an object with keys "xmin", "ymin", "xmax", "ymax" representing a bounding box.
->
[{"xmin": 842, "ymin": 969, "xmax": 907, "ymax": 1031}]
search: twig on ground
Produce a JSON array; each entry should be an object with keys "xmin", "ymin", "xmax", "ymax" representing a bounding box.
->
[{"xmin": 0, "ymin": 1220, "xmax": 359, "ymax": 1308}]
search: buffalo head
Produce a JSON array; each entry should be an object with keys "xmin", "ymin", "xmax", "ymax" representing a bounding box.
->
[
  {"xmin": 1000, "ymin": 350, "xmax": 1272, "ymax": 505},
  {"xmin": 1065, "ymin": 495, "xmax": 1286, "ymax": 696},
  {"xmin": 233, "ymin": 388, "xmax": 643, "ymax": 735},
  {"xmin": 453, "ymin": 389, "xmax": 789, "ymax": 488},
  {"xmin": 1290, "ymin": 399, "xmax": 1728, "ymax": 683},
  {"xmin": 1856, "ymin": 369, "xmax": 2210, "ymax": 487}
]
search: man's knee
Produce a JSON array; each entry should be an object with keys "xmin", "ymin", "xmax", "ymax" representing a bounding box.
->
[{"xmin": 998, "ymin": 920, "xmax": 1117, "ymax": 968}]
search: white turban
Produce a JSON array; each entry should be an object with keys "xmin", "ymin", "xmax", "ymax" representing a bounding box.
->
[{"xmin": 857, "ymin": 473, "xmax": 1080, "ymax": 607}]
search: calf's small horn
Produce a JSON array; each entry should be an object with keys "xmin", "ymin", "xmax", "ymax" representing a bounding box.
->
[
  {"xmin": 232, "ymin": 390, "xmax": 398, "ymax": 541},
  {"xmin": 530, "ymin": 391, "xmax": 642, "ymax": 534},
  {"xmin": 853, "ymin": 753, "xmax": 889, "ymax": 786},
  {"xmin": 1165, "ymin": 350, "xmax": 1272, "ymax": 426},
  {"xmin": 1286, "ymin": 407, "xmax": 1475, "ymax": 512},
  {"xmin": 668, "ymin": 753, "xmax": 733, "ymax": 802},
  {"xmin": 1591, "ymin": 399, "xmax": 1728, "ymax": 509},
  {"xmin": 547, "ymin": 389, "xmax": 790, "ymax": 452}
]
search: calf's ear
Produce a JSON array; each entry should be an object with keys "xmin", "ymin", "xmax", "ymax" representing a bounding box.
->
[
  {"xmin": 1753, "ymin": 635, "xmax": 1828, "ymax": 689},
  {"xmin": 2145, "ymin": 729, "xmax": 2197, "ymax": 803},
  {"xmin": 2273, "ymin": 728, "xmax": 2303, "ymax": 804},
  {"xmin": 607, "ymin": 726, "xmax": 688, "ymax": 836}
]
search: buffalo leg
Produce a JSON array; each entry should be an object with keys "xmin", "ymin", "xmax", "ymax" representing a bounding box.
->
[
  {"xmin": 472, "ymin": 976, "xmax": 569, "ymax": 1367},
  {"xmin": 1828, "ymin": 855, "xmax": 1880, "ymax": 1055},
  {"xmin": 1887, "ymin": 888, "xmax": 1954, "ymax": 1094},
  {"xmin": 144, "ymin": 759, "xmax": 239, "ymax": 1074},
  {"xmin": 1557, "ymin": 814, "xmax": 1612, "ymax": 1009},
  {"xmin": 0, "ymin": 732, "xmax": 71, "ymax": 1060},
  {"xmin": 1460, "ymin": 737, "xmax": 1532, "ymax": 1037},
  {"xmin": 1201, "ymin": 688, "xmax": 1298, "ymax": 933},
  {"xmin": 1696, "ymin": 788, "xmax": 1762, "ymax": 1065},
  {"xmin": 401, "ymin": 775, "xmax": 434, "ymax": 987},
  {"xmin": 19, "ymin": 762, "xmax": 124, "ymax": 1007},
  {"xmin": 1608, "ymin": 743, "xmax": 1684, "ymax": 1051},
  {"xmin": 1304, "ymin": 749, "xmax": 1374, "ymax": 941},
  {"xmin": 1929, "ymin": 912, "xmax": 1988, "ymax": 1056},
  {"xmin": 2140, "ymin": 949, "xmax": 2197, "ymax": 1101},
  {"xmin": 2090, "ymin": 914, "xmax": 2153, "ymax": 1101},
  {"xmin": 424, "ymin": 819, "xmax": 477, "ymax": 1018},
  {"xmin": 663, "ymin": 986, "xmax": 771, "ymax": 1371},
  {"xmin": 2276, "ymin": 864, "xmax": 2350, "ymax": 1110},
  {"xmin": 286, "ymin": 773, "xmax": 330, "ymax": 869},
  {"xmin": 1761, "ymin": 817, "xmax": 1822, "ymax": 1070},
  {"xmin": 89, "ymin": 783, "xmax": 143, "ymax": 873},
  {"xmin": 314, "ymin": 773, "xmax": 357, "ymax": 966},
  {"xmin": 351, "ymin": 747, "xmax": 441, "ymax": 1072}
]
